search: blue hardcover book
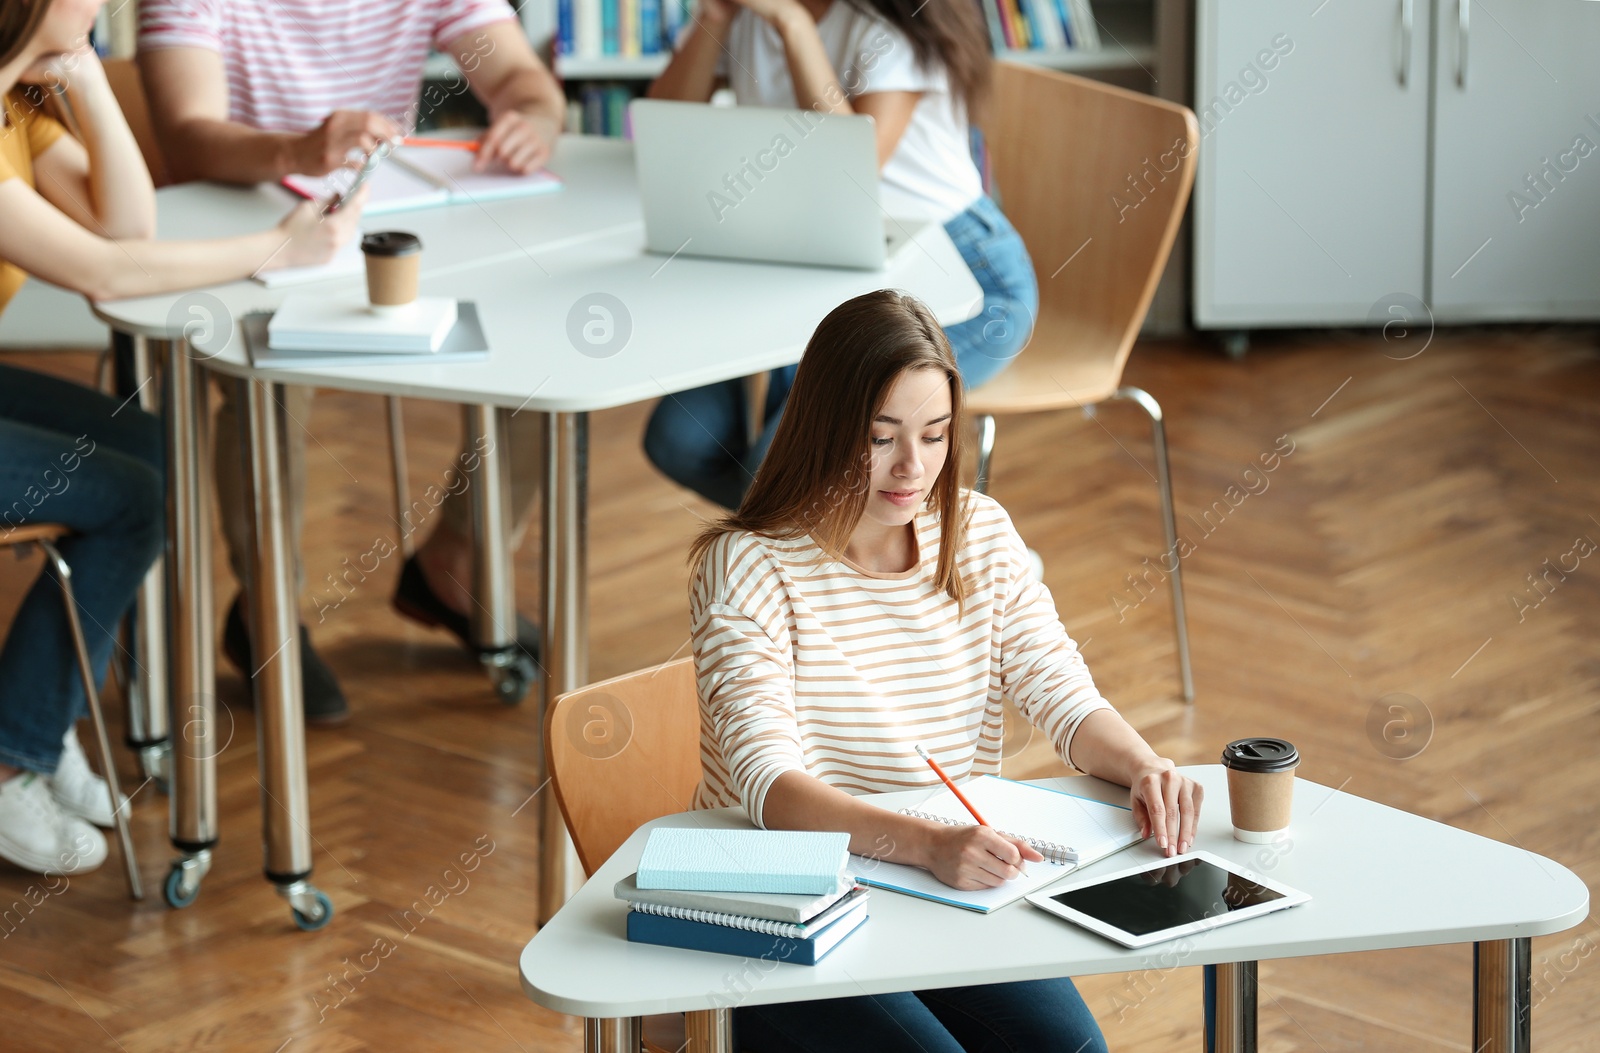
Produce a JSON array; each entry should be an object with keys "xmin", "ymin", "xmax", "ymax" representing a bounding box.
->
[
  {"xmin": 626, "ymin": 904, "xmax": 867, "ymax": 965},
  {"xmin": 602, "ymin": 0, "xmax": 619, "ymax": 55},
  {"xmin": 639, "ymin": 0, "xmax": 661, "ymax": 54},
  {"xmin": 636, "ymin": 828, "xmax": 850, "ymax": 895},
  {"xmin": 1052, "ymin": 0, "xmax": 1075, "ymax": 47},
  {"xmin": 557, "ymin": 0, "xmax": 574, "ymax": 54}
]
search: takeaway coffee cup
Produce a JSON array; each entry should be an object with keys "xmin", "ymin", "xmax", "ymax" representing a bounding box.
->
[
  {"xmin": 1220, "ymin": 737, "xmax": 1299, "ymax": 843},
  {"xmin": 361, "ymin": 231, "xmax": 422, "ymax": 311}
]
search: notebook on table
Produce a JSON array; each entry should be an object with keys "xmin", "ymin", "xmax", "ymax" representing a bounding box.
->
[
  {"xmin": 625, "ymin": 899, "xmax": 868, "ymax": 965},
  {"xmin": 282, "ymin": 144, "xmax": 562, "ymax": 215},
  {"xmin": 616, "ymin": 875, "xmax": 869, "ymax": 939},
  {"xmin": 852, "ymin": 776, "xmax": 1146, "ymax": 913},
  {"xmin": 635, "ymin": 828, "xmax": 850, "ymax": 895},
  {"xmin": 241, "ymin": 303, "xmax": 490, "ymax": 368}
]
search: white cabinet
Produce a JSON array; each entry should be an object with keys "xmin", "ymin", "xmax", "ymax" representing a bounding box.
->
[
  {"xmin": 1430, "ymin": 0, "xmax": 1600, "ymax": 320},
  {"xmin": 1195, "ymin": 0, "xmax": 1600, "ymax": 329}
]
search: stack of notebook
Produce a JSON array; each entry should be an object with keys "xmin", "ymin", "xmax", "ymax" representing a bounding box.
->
[{"xmin": 619, "ymin": 828, "xmax": 868, "ymax": 965}]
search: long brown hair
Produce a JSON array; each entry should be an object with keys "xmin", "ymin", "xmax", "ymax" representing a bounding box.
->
[
  {"xmin": 690, "ymin": 289, "xmax": 972, "ymax": 607},
  {"xmin": 842, "ymin": 0, "xmax": 993, "ymax": 116},
  {"xmin": 0, "ymin": 0, "xmax": 51, "ymax": 72}
]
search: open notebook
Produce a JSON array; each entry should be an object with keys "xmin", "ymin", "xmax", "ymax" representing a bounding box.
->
[
  {"xmin": 282, "ymin": 144, "xmax": 562, "ymax": 216},
  {"xmin": 852, "ymin": 776, "xmax": 1146, "ymax": 912}
]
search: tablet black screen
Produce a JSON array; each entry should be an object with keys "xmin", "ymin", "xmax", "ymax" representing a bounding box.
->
[{"xmin": 1047, "ymin": 859, "xmax": 1285, "ymax": 937}]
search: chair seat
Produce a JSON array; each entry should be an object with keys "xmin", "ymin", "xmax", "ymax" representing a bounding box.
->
[
  {"xmin": 0, "ymin": 523, "xmax": 72, "ymax": 547},
  {"xmin": 967, "ymin": 322, "xmax": 1125, "ymax": 415}
]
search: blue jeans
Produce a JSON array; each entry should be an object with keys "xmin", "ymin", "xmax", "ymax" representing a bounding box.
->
[
  {"xmin": 0, "ymin": 364, "xmax": 164, "ymax": 774},
  {"xmin": 736, "ymin": 976, "xmax": 1108, "ymax": 1053},
  {"xmin": 643, "ymin": 194, "xmax": 1039, "ymax": 510}
]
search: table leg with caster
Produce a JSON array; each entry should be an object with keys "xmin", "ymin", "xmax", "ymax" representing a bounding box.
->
[
  {"xmin": 538, "ymin": 410, "xmax": 587, "ymax": 926},
  {"xmin": 464, "ymin": 404, "xmax": 535, "ymax": 704},
  {"xmin": 1474, "ymin": 938, "xmax": 1531, "ymax": 1053},
  {"xmin": 240, "ymin": 376, "xmax": 331, "ymax": 932},
  {"xmin": 126, "ymin": 335, "xmax": 171, "ymax": 794},
  {"xmin": 159, "ymin": 337, "xmax": 219, "ymax": 909}
]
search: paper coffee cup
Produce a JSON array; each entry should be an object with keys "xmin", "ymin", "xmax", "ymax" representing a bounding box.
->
[
  {"xmin": 1220, "ymin": 737, "xmax": 1299, "ymax": 843},
  {"xmin": 361, "ymin": 231, "xmax": 422, "ymax": 310}
]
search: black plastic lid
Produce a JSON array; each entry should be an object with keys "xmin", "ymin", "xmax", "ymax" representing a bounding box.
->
[
  {"xmin": 360, "ymin": 231, "xmax": 422, "ymax": 257},
  {"xmin": 1221, "ymin": 737, "xmax": 1299, "ymax": 773}
]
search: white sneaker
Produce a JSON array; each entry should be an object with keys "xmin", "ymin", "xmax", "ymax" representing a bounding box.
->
[
  {"xmin": 0, "ymin": 772, "xmax": 108, "ymax": 875},
  {"xmin": 49, "ymin": 728, "xmax": 128, "ymax": 829}
]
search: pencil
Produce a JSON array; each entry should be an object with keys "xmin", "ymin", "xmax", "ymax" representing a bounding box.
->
[
  {"xmin": 913, "ymin": 745, "xmax": 990, "ymax": 827},
  {"xmin": 401, "ymin": 136, "xmax": 480, "ymax": 152}
]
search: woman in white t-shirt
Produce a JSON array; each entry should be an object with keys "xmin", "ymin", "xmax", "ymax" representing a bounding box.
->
[{"xmin": 642, "ymin": 0, "xmax": 1037, "ymax": 511}]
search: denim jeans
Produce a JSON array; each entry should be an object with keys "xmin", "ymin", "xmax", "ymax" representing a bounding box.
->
[
  {"xmin": 643, "ymin": 194, "xmax": 1040, "ymax": 510},
  {"xmin": 0, "ymin": 364, "xmax": 164, "ymax": 774},
  {"xmin": 735, "ymin": 976, "xmax": 1108, "ymax": 1053}
]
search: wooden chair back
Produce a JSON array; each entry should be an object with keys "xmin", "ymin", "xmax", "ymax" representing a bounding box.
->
[
  {"xmin": 102, "ymin": 58, "xmax": 170, "ymax": 188},
  {"xmin": 545, "ymin": 658, "xmax": 704, "ymax": 876},
  {"xmin": 971, "ymin": 63, "xmax": 1199, "ymax": 411}
]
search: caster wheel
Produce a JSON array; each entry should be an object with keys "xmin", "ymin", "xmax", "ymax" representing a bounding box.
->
[
  {"xmin": 1220, "ymin": 331, "xmax": 1250, "ymax": 359},
  {"xmin": 291, "ymin": 889, "xmax": 335, "ymax": 931},
  {"xmin": 164, "ymin": 866, "xmax": 200, "ymax": 909},
  {"xmin": 490, "ymin": 654, "xmax": 538, "ymax": 706}
]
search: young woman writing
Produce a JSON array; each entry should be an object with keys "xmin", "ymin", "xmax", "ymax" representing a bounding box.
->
[
  {"xmin": 644, "ymin": 0, "xmax": 1037, "ymax": 510},
  {"xmin": 687, "ymin": 290, "xmax": 1201, "ymax": 1052}
]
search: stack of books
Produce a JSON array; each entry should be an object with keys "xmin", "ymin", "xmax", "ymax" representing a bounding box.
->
[
  {"xmin": 556, "ymin": 0, "xmax": 692, "ymax": 60},
  {"xmin": 978, "ymin": 0, "xmax": 1101, "ymax": 53},
  {"xmin": 619, "ymin": 828, "xmax": 869, "ymax": 965}
]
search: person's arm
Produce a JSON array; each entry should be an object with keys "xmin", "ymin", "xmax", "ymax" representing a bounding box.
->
[
  {"xmin": 730, "ymin": 0, "xmax": 919, "ymax": 167},
  {"xmin": 138, "ymin": 46, "xmax": 397, "ymax": 184},
  {"xmin": 992, "ymin": 505, "xmax": 1203, "ymax": 857},
  {"xmin": 26, "ymin": 52, "xmax": 154, "ymax": 238},
  {"xmin": 0, "ymin": 178, "xmax": 364, "ymax": 301},
  {"xmin": 647, "ymin": 0, "xmax": 734, "ymax": 102},
  {"xmin": 448, "ymin": 20, "xmax": 565, "ymax": 173}
]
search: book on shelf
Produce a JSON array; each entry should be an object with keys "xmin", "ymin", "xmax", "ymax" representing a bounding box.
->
[
  {"xmin": 558, "ymin": 0, "xmax": 689, "ymax": 59},
  {"xmin": 625, "ymin": 899, "xmax": 868, "ymax": 965},
  {"xmin": 979, "ymin": 0, "xmax": 1098, "ymax": 52}
]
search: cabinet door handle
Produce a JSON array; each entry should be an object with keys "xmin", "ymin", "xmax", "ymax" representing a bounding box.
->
[
  {"xmin": 1399, "ymin": 0, "xmax": 1414, "ymax": 86},
  {"xmin": 1457, "ymin": 0, "xmax": 1470, "ymax": 88}
]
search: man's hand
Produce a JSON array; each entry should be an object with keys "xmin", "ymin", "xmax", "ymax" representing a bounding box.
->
[
  {"xmin": 476, "ymin": 110, "xmax": 559, "ymax": 174},
  {"xmin": 293, "ymin": 110, "xmax": 401, "ymax": 176}
]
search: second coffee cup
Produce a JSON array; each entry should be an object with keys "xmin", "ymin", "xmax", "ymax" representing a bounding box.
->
[
  {"xmin": 1221, "ymin": 737, "xmax": 1299, "ymax": 843},
  {"xmin": 361, "ymin": 231, "xmax": 422, "ymax": 312}
]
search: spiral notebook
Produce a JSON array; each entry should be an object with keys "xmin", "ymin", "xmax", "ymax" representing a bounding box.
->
[
  {"xmin": 853, "ymin": 776, "xmax": 1145, "ymax": 913},
  {"xmin": 623, "ymin": 886, "xmax": 870, "ymax": 939}
]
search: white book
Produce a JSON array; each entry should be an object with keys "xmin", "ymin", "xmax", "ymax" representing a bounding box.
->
[
  {"xmin": 267, "ymin": 292, "xmax": 458, "ymax": 353},
  {"xmin": 254, "ymin": 241, "xmax": 365, "ymax": 289}
]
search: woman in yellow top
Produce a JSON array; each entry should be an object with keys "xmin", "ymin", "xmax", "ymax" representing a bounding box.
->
[
  {"xmin": 0, "ymin": 0, "xmax": 361, "ymax": 310},
  {"xmin": 0, "ymin": 0, "xmax": 360, "ymax": 877}
]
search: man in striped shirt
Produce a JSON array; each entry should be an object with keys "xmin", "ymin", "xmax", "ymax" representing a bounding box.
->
[{"xmin": 135, "ymin": 1, "xmax": 564, "ymax": 720}]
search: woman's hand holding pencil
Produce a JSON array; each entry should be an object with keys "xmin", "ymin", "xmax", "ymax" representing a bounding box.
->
[{"xmin": 913, "ymin": 745, "xmax": 1045, "ymax": 891}]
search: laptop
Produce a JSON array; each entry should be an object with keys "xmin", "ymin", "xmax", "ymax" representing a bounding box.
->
[{"xmin": 629, "ymin": 98, "xmax": 922, "ymax": 270}]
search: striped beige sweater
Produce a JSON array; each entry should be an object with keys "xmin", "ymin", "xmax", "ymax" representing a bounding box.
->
[{"xmin": 689, "ymin": 491, "xmax": 1113, "ymax": 825}]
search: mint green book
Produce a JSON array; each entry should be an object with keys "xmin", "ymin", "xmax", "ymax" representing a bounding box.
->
[{"xmin": 636, "ymin": 829, "xmax": 850, "ymax": 895}]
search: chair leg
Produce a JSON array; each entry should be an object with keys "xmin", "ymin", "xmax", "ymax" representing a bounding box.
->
[
  {"xmin": 974, "ymin": 414, "xmax": 997, "ymax": 495},
  {"xmin": 387, "ymin": 396, "xmax": 414, "ymax": 557},
  {"xmin": 1113, "ymin": 387, "xmax": 1196, "ymax": 704},
  {"xmin": 38, "ymin": 540, "xmax": 144, "ymax": 899}
]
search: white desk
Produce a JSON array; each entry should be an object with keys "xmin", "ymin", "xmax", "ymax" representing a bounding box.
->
[
  {"xmin": 92, "ymin": 135, "xmax": 983, "ymax": 928},
  {"xmin": 519, "ymin": 766, "xmax": 1588, "ymax": 1053}
]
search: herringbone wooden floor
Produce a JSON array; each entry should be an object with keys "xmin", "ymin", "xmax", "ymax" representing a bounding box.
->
[{"xmin": 1, "ymin": 325, "xmax": 1596, "ymax": 1052}]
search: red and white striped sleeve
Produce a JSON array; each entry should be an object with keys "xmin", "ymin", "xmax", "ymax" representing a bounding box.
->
[
  {"xmin": 432, "ymin": 0, "xmax": 519, "ymax": 51},
  {"xmin": 138, "ymin": 0, "xmax": 225, "ymax": 53}
]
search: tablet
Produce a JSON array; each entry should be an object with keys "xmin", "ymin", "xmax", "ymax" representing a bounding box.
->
[{"xmin": 1025, "ymin": 850, "xmax": 1310, "ymax": 948}]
